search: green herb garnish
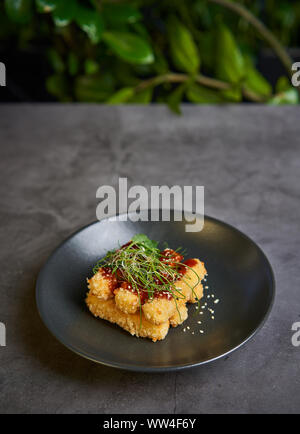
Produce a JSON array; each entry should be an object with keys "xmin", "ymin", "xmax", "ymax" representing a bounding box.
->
[{"xmin": 93, "ymin": 234, "xmax": 201, "ymax": 324}]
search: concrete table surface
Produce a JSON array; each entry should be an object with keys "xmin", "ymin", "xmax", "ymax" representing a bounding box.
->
[{"xmin": 0, "ymin": 104, "xmax": 299, "ymax": 414}]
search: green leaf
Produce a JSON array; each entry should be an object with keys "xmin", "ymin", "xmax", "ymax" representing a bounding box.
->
[
  {"xmin": 129, "ymin": 88, "xmax": 152, "ymax": 104},
  {"xmin": 5, "ymin": 0, "xmax": 33, "ymax": 24},
  {"xmin": 53, "ymin": 0, "xmax": 77, "ymax": 27},
  {"xmin": 103, "ymin": 4, "xmax": 141, "ymax": 25},
  {"xmin": 131, "ymin": 22, "xmax": 151, "ymax": 42},
  {"xmin": 222, "ymin": 86, "xmax": 242, "ymax": 102},
  {"xmin": 131, "ymin": 234, "xmax": 158, "ymax": 249},
  {"xmin": 186, "ymin": 83, "xmax": 224, "ymax": 103},
  {"xmin": 215, "ymin": 24, "xmax": 245, "ymax": 84},
  {"xmin": 75, "ymin": 7, "xmax": 104, "ymax": 44},
  {"xmin": 166, "ymin": 83, "xmax": 187, "ymax": 115},
  {"xmin": 276, "ymin": 76, "xmax": 290, "ymax": 93},
  {"xmin": 244, "ymin": 57, "xmax": 272, "ymax": 98},
  {"xmin": 269, "ymin": 89, "xmax": 299, "ymax": 105},
  {"xmin": 107, "ymin": 87, "xmax": 135, "ymax": 104},
  {"xmin": 35, "ymin": 0, "xmax": 59, "ymax": 13},
  {"xmin": 103, "ymin": 32, "xmax": 154, "ymax": 65},
  {"xmin": 74, "ymin": 74, "xmax": 116, "ymax": 102},
  {"xmin": 167, "ymin": 16, "xmax": 200, "ymax": 74}
]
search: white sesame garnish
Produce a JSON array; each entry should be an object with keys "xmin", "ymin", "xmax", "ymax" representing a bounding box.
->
[
  {"xmin": 205, "ymin": 286, "xmax": 209, "ymax": 289},
  {"xmin": 200, "ymin": 330, "xmax": 204, "ymax": 334},
  {"xmin": 211, "ymin": 316, "xmax": 215, "ymax": 320},
  {"xmin": 192, "ymin": 332, "xmax": 194, "ymax": 335},
  {"xmin": 214, "ymin": 299, "xmax": 219, "ymax": 304},
  {"xmin": 212, "ymin": 294, "xmax": 215, "ymax": 298},
  {"xmin": 183, "ymin": 328, "xmax": 186, "ymax": 332},
  {"xmin": 200, "ymin": 312, "xmax": 203, "ymax": 315},
  {"xmin": 197, "ymin": 321, "xmax": 202, "ymax": 324},
  {"xmin": 207, "ymin": 295, "xmax": 210, "ymax": 298},
  {"xmin": 187, "ymin": 326, "xmax": 190, "ymax": 330}
]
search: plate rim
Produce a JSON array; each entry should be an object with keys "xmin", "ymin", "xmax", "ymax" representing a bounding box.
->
[{"xmin": 36, "ymin": 211, "xmax": 276, "ymax": 372}]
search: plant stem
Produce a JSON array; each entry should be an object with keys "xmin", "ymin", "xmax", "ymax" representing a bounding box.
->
[
  {"xmin": 134, "ymin": 72, "xmax": 266, "ymax": 103},
  {"xmin": 207, "ymin": 0, "xmax": 293, "ymax": 77},
  {"xmin": 135, "ymin": 73, "xmax": 186, "ymax": 93},
  {"xmin": 196, "ymin": 75, "xmax": 230, "ymax": 91}
]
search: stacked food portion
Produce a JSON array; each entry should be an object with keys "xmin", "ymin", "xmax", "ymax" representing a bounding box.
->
[{"xmin": 86, "ymin": 234, "xmax": 206, "ymax": 342}]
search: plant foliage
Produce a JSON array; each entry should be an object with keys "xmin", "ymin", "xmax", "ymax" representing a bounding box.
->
[{"xmin": 2, "ymin": 0, "xmax": 299, "ymax": 108}]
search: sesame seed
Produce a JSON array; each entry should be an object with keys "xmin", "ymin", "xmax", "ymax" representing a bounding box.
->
[
  {"xmin": 205, "ymin": 286, "xmax": 209, "ymax": 289},
  {"xmin": 197, "ymin": 321, "xmax": 202, "ymax": 324},
  {"xmin": 192, "ymin": 332, "xmax": 194, "ymax": 335},
  {"xmin": 214, "ymin": 299, "xmax": 219, "ymax": 304},
  {"xmin": 211, "ymin": 316, "xmax": 215, "ymax": 320},
  {"xmin": 187, "ymin": 326, "xmax": 190, "ymax": 330},
  {"xmin": 200, "ymin": 330, "xmax": 204, "ymax": 334},
  {"xmin": 207, "ymin": 295, "xmax": 210, "ymax": 299}
]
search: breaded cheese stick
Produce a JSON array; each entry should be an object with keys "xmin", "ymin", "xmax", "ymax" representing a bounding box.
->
[
  {"xmin": 114, "ymin": 287, "xmax": 140, "ymax": 314},
  {"xmin": 86, "ymin": 294, "xmax": 170, "ymax": 342},
  {"xmin": 174, "ymin": 259, "xmax": 206, "ymax": 303},
  {"xmin": 87, "ymin": 268, "xmax": 116, "ymax": 300},
  {"xmin": 142, "ymin": 297, "xmax": 176, "ymax": 325},
  {"xmin": 169, "ymin": 302, "xmax": 188, "ymax": 327}
]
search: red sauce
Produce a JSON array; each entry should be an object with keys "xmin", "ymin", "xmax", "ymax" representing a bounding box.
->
[
  {"xmin": 99, "ymin": 247, "xmax": 196, "ymax": 305},
  {"xmin": 179, "ymin": 259, "xmax": 198, "ymax": 276},
  {"xmin": 119, "ymin": 281, "xmax": 149, "ymax": 304},
  {"xmin": 99, "ymin": 267, "xmax": 118, "ymax": 291},
  {"xmin": 117, "ymin": 281, "xmax": 173, "ymax": 304},
  {"xmin": 119, "ymin": 242, "xmax": 138, "ymax": 250}
]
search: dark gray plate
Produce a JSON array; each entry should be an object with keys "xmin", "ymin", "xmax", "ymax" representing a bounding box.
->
[{"xmin": 36, "ymin": 212, "xmax": 275, "ymax": 372}]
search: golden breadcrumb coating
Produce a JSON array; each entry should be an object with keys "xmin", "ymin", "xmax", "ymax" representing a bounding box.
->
[
  {"xmin": 142, "ymin": 297, "xmax": 176, "ymax": 325},
  {"xmin": 87, "ymin": 268, "xmax": 115, "ymax": 300},
  {"xmin": 86, "ymin": 294, "xmax": 169, "ymax": 342},
  {"xmin": 169, "ymin": 302, "xmax": 188, "ymax": 327},
  {"xmin": 174, "ymin": 259, "xmax": 206, "ymax": 303},
  {"xmin": 114, "ymin": 288, "xmax": 139, "ymax": 314}
]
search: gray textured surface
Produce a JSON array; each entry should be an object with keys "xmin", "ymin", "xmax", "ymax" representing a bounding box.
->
[{"xmin": 0, "ymin": 104, "xmax": 299, "ymax": 414}]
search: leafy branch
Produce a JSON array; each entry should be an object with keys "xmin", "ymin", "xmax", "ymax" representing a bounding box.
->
[
  {"xmin": 208, "ymin": 0, "xmax": 293, "ymax": 76},
  {"xmin": 133, "ymin": 73, "xmax": 266, "ymax": 103},
  {"xmin": 2, "ymin": 0, "xmax": 299, "ymax": 107}
]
